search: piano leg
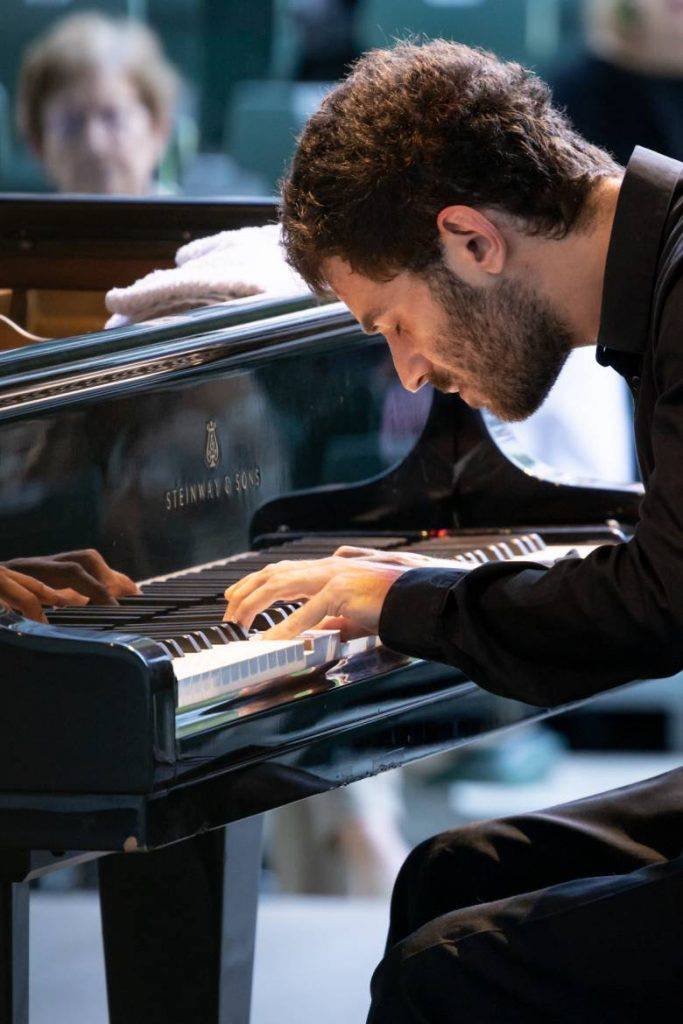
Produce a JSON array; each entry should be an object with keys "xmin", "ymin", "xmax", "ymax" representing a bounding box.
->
[
  {"xmin": 0, "ymin": 874, "xmax": 29, "ymax": 1024},
  {"xmin": 99, "ymin": 816, "xmax": 263, "ymax": 1024}
]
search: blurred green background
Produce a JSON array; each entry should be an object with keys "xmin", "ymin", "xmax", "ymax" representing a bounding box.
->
[{"xmin": 0, "ymin": 0, "xmax": 583, "ymax": 195}]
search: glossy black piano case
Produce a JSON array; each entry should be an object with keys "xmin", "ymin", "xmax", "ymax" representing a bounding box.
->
[{"xmin": 0, "ymin": 614, "xmax": 175, "ymax": 793}]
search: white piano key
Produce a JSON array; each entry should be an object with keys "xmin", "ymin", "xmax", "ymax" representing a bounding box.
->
[
  {"xmin": 340, "ymin": 635, "xmax": 380, "ymax": 658},
  {"xmin": 300, "ymin": 629, "xmax": 341, "ymax": 665},
  {"xmin": 174, "ymin": 639, "xmax": 307, "ymax": 708},
  {"xmin": 298, "ymin": 628, "xmax": 379, "ymax": 662}
]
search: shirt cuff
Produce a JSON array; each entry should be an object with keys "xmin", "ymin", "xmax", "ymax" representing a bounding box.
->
[{"xmin": 378, "ymin": 567, "xmax": 467, "ymax": 662}]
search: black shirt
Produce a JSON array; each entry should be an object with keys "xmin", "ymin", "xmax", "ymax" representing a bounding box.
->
[{"xmin": 379, "ymin": 146, "xmax": 683, "ymax": 707}]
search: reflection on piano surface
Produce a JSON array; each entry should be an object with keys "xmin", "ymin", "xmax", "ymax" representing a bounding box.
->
[{"xmin": 0, "ymin": 196, "xmax": 644, "ymax": 1024}]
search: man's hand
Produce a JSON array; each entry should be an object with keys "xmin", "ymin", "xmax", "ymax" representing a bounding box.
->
[
  {"xmin": 334, "ymin": 544, "xmax": 474, "ymax": 570},
  {"xmin": 2, "ymin": 549, "xmax": 140, "ymax": 606},
  {"xmin": 0, "ymin": 566, "xmax": 88, "ymax": 623},
  {"xmin": 224, "ymin": 556, "xmax": 408, "ymax": 640}
]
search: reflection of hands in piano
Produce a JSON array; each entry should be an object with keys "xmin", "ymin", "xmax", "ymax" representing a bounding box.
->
[
  {"xmin": 0, "ymin": 565, "xmax": 89, "ymax": 622},
  {"xmin": 333, "ymin": 545, "xmax": 476, "ymax": 570},
  {"xmin": 224, "ymin": 556, "xmax": 408, "ymax": 641},
  {"xmin": 1, "ymin": 549, "xmax": 140, "ymax": 616}
]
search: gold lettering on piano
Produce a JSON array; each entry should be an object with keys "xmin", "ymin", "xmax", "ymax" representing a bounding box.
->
[
  {"xmin": 204, "ymin": 419, "xmax": 221, "ymax": 470},
  {"xmin": 164, "ymin": 466, "xmax": 262, "ymax": 511}
]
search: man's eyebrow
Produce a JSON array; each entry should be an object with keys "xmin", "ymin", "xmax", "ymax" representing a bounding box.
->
[{"xmin": 359, "ymin": 308, "xmax": 385, "ymax": 335}]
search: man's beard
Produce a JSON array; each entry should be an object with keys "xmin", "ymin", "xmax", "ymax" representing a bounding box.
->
[{"xmin": 426, "ymin": 262, "xmax": 574, "ymax": 422}]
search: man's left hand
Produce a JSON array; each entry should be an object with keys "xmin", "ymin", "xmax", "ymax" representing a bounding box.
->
[
  {"xmin": 2, "ymin": 549, "xmax": 140, "ymax": 605},
  {"xmin": 224, "ymin": 556, "xmax": 407, "ymax": 640}
]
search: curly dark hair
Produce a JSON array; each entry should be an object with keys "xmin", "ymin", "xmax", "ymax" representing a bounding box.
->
[{"xmin": 280, "ymin": 39, "xmax": 620, "ymax": 291}]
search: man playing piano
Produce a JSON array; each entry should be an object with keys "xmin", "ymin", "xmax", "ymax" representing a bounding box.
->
[{"xmin": 225, "ymin": 40, "xmax": 683, "ymax": 1022}]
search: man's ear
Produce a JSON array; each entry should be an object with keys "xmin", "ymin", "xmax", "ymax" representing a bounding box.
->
[{"xmin": 436, "ymin": 206, "xmax": 507, "ymax": 286}]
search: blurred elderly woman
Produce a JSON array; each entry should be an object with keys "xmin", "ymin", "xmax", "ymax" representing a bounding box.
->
[{"xmin": 17, "ymin": 12, "xmax": 179, "ymax": 194}]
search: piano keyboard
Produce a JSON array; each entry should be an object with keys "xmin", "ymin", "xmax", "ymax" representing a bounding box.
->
[
  {"xmin": 399, "ymin": 533, "xmax": 603, "ymax": 566},
  {"xmin": 43, "ymin": 528, "xmax": 618, "ymax": 709}
]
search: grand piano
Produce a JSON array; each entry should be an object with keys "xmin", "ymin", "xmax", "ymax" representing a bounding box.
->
[{"xmin": 0, "ymin": 196, "xmax": 643, "ymax": 1024}]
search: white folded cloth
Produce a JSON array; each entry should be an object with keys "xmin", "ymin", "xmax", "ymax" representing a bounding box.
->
[{"xmin": 105, "ymin": 223, "xmax": 309, "ymax": 329}]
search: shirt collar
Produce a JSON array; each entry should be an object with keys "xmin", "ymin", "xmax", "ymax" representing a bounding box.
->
[{"xmin": 598, "ymin": 146, "xmax": 682, "ymax": 355}]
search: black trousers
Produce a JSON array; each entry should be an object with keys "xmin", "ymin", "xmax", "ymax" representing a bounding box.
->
[{"xmin": 367, "ymin": 767, "xmax": 683, "ymax": 1023}]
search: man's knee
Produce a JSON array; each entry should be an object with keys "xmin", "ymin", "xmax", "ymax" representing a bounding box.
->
[
  {"xmin": 394, "ymin": 819, "xmax": 510, "ymax": 902},
  {"xmin": 389, "ymin": 820, "xmax": 510, "ymax": 943},
  {"xmin": 399, "ymin": 819, "xmax": 497, "ymax": 875}
]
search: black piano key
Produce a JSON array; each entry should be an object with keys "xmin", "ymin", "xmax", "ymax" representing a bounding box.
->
[
  {"xmin": 136, "ymin": 621, "xmax": 251, "ymax": 643},
  {"xmin": 115, "ymin": 596, "xmax": 183, "ymax": 608},
  {"xmin": 46, "ymin": 623, "xmax": 113, "ymax": 634},
  {"xmin": 47, "ymin": 603, "xmax": 157, "ymax": 612},
  {"xmin": 252, "ymin": 611, "xmax": 277, "ymax": 630},
  {"xmin": 139, "ymin": 586, "xmax": 216, "ymax": 599},
  {"xmin": 45, "ymin": 613, "xmax": 144, "ymax": 626},
  {"xmin": 220, "ymin": 621, "xmax": 250, "ymax": 642},
  {"xmin": 168, "ymin": 633, "xmax": 208, "ymax": 653},
  {"xmin": 203, "ymin": 626, "xmax": 230, "ymax": 645},
  {"xmin": 157, "ymin": 639, "xmax": 185, "ymax": 658},
  {"xmin": 272, "ymin": 535, "xmax": 408, "ymax": 551}
]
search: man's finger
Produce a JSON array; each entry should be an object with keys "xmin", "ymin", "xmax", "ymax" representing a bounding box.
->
[
  {"xmin": 55, "ymin": 563, "xmax": 117, "ymax": 605},
  {"xmin": 334, "ymin": 545, "xmax": 378, "ymax": 558},
  {"xmin": 256, "ymin": 590, "xmax": 333, "ymax": 640},
  {"xmin": 224, "ymin": 563, "xmax": 336, "ymax": 623},
  {"xmin": 4, "ymin": 559, "xmax": 117, "ymax": 605},
  {"xmin": 224, "ymin": 575, "xmax": 308, "ymax": 627},
  {"xmin": 53, "ymin": 548, "xmax": 108, "ymax": 576},
  {"xmin": 2, "ymin": 583, "xmax": 45, "ymax": 622},
  {"xmin": 224, "ymin": 560, "xmax": 302, "ymax": 604},
  {"xmin": 57, "ymin": 588, "xmax": 90, "ymax": 606},
  {"xmin": 224, "ymin": 567, "xmax": 269, "ymax": 607},
  {"xmin": 111, "ymin": 570, "xmax": 141, "ymax": 597},
  {"xmin": 316, "ymin": 615, "xmax": 349, "ymax": 631},
  {"xmin": 53, "ymin": 550, "xmax": 140, "ymax": 598},
  {"xmin": 0, "ymin": 573, "xmax": 50, "ymax": 622}
]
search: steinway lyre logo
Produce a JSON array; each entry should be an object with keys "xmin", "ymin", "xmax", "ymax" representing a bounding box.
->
[
  {"xmin": 164, "ymin": 418, "xmax": 261, "ymax": 512},
  {"xmin": 204, "ymin": 419, "xmax": 221, "ymax": 470}
]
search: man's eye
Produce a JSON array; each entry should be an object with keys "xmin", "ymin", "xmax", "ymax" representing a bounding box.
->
[{"xmin": 395, "ymin": 323, "xmax": 402, "ymax": 337}]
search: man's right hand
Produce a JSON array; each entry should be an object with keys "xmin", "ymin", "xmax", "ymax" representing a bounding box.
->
[
  {"xmin": 0, "ymin": 566, "xmax": 88, "ymax": 623},
  {"xmin": 333, "ymin": 545, "xmax": 475, "ymax": 570}
]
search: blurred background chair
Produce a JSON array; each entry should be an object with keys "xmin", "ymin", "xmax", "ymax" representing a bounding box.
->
[
  {"xmin": 225, "ymin": 79, "xmax": 333, "ymax": 192},
  {"xmin": 355, "ymin": 0, "xmax": 577, "ymax": 66}
]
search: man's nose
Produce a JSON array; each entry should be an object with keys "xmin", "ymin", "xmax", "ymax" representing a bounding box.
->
[{"xmin": 389, "ymin": 346, "xmax": 432, "ymax": 393}]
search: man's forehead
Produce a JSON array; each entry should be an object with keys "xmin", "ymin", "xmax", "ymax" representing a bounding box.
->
[
  {"xmin": 323, "ymin": 257, "xmax": 394, "ymax": 325},
  {"xmin": 322, "ymin": 256, "xmax": 368, "ymax": 296}
]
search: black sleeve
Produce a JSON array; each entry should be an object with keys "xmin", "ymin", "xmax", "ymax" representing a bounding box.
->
[{"xmin": 379, "ymin": 285, "xmax": 683, "ymax": 708}]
